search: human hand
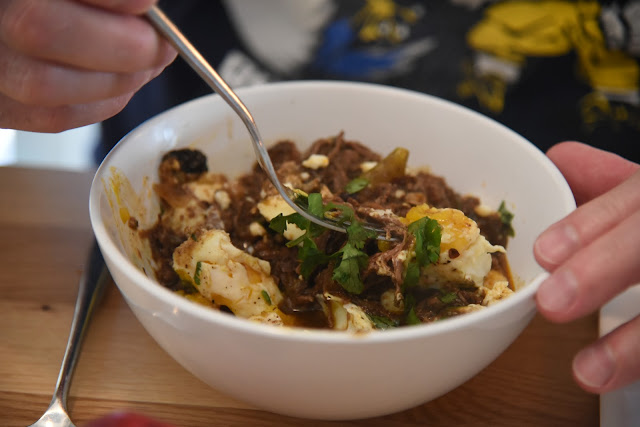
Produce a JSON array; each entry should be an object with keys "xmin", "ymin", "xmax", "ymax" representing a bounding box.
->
[
  {"xmin": 84, "ymin": 411, "xmax": 175, "ymax": 427},
  {"xmin": 0, "ymin": 0, "xmax": 176, "ymax": 132},
  {"xmin": 534, "ymin": 141, "xmax": 640, "ymax": 393}
]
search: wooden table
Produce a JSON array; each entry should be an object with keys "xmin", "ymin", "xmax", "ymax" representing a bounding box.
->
[{"xmin": 0, "ymin": 166, "xmax": 599, "ymax": 426}]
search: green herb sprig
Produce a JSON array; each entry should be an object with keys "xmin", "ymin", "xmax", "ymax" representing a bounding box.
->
[
  {"xmin": 261, "ymin": 290, "xmax": 272, "ymax": 305},
  {"xmin": 402, "ymin": 217, "xmax": 442, "ymax": 289},
  {"xmin": 368, "ymin": 314, "xmax": 399, "ymax": 330},
  {"xmin": 498, "ymin": 200, "xmax": 515, "ymax": 237},
  {"xmin": 269, "ymin": 193, "xmax": 375, "ymax": 294},
  {"xmin": 193, "ymin": 261, "xmax": 202, "ymax": 286},
  {"xmin": 344, "ymin": 177, "xmax": 369, "ymax": 194},
  {"xmin": 330, "ymin": 205, "xmax": 376, "ymax": 294}
]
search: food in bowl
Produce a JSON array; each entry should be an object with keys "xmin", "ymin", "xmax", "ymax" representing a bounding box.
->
[
  {"xmin": 91, "ymin": 82, "xmax": 576, "ymax": 420},
  {"xmin": 139, "ymin": 132, "xmax": 517, "ymax": 331}
]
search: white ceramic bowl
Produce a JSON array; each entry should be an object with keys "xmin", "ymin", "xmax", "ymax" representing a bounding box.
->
[{"xmin": 90, "ymin": 81, "xmax": 575, "ymax": 420}]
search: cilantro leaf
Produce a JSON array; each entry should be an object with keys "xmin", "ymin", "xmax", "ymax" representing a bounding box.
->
[
  {"xmin": 269, "ymin": 213, "xmax": 301, "ymax": 234},
  {"xmin": 269, "ymin": 192, "xmax": 376, "ymax": 295},
  {"xmin": 325, "ymin": 202, "xmax": 355, "ymax": 226},
  {"xmin": 298, "ymin": 238, "xmax": 330, "ymax": 279},
  {"xmin": 439, "ymin": 292, "xmax": 457, "ymax": 304},
  {"xmin": 345, "ymin": 177, "xmax": 369, "ymax": 194},
  {"xmin": 332, "ymin": 243, "xmax": 368, "ymax": 294},
  {"xmin": 408, "ymin": 216, "xmax": 442, "ymax": 266},
  {"xmin": 403, "ymin": 293, "xmax": 422, "ymax": 325},
  {"xmin": 307, "ymin": 192, "xmax": 327, "ymax": 236},
  {"xmin": 406, "ymin": 307, "xmax": 421, "ymax": 325},
  {"xmin": 261, "ymin": 290, "xmax": 272, "ymax": 305},
  {"xmin": 346, "ymin": 219, "xmax": 377, "ymax": 250},
  {"xmin": 402, "ymin": 260, "xmax": 420, "ymax": 289},
  {"xmin": 194, "ymin": 261, "xmax": 202, "ymax": 286},
  {"xmin": 498, "ymin": 200, "xmax": 515, "ymax": 237},
  {"xmin": 330, "ymin": 204, "xmax": 376, "ymax": 294},
  {"xmin": 368, "ymin": 314, "xmax": 399, "ymax": 330},
  {"xmin": 269, "ymin": 193, "xmax": 327, "ymax": 242},
  {"xmin": 268, "ymin": 213, "xmax": 288, "ymax": 234},
  {"xmin": 307, "ymin": 192, "xmax": 324, "ymax": 217}
]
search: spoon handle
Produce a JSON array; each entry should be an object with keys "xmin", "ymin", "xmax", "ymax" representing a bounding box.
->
[{"xmin": 50, "ymin": 241, "xmax": 109, "ymax": 406}]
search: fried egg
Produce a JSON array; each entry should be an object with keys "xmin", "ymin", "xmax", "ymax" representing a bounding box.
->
[
  {"xmin": 403, "ymin": 204, "xmax": 505, "ymax": 288},
  {"xmin": 173, "ymin": 229, "xmax": 287, "ymax": 325}
]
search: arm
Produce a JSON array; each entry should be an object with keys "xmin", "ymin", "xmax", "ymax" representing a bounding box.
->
[
  {"xmin": 0, "ymin": 0, "xmax": 176, "ymax": 132},
  {"xmin": 534, "ymin": 141, "xmax": 640, "ymax": 393}
]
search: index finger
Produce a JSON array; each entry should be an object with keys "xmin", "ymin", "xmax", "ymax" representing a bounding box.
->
[
  {"xmin": 534, "ymin": 168, "xmax": 640, "ymax": 271},
  {"xmin": 0, "ymin": 0, "xmax": 174, "ymax": 73},
  {"xmin": 79, "ymin": 0, "xmax": 158, "ymax": 15},
  {"xmin": 546, "ymin": 141, "xmax": 639, "ymax": 206}
]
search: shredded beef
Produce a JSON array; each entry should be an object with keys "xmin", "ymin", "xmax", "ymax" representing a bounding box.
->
[{"xmin": 144, "ymin": 135, "xmax": 513, "ymax": 329}]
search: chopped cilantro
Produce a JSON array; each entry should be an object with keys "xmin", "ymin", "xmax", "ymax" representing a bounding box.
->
[
  {"xmin": 345, "ymin": 177, "xmax": 369, "ymax": 194},
  {"xmin": 268, "ymin": 195, "xmax": 334, "ymax": 279},
  {"xmin": 408, "ymin": 216, "xmax": 442, "ymax": 266},
  {"xmin": 269, "ymin": 193, "xmax": 327, "ymax": 247},
  {"xmin": 298, "ymin": 238, "xmax": 330, "ymax": 279},
  {"xmin": 306, "ymin": 192, "xmax": 327, "ymax": 236},
  {"xmin": 261, "ymin": 290, "xmax": 272, "ymax": 305},
  {"xmin": 330, "ymin": 203, "xmax": 376, "ymax": 294},
  {"xmin": 405, "ymin": 307, "xmax": 421, "ymax": 325},
  {"xmin": 269, "ymin": 213, "xmax": 309, "ymax": 237},
  {"xmin": 268, "ymin": 213, "xmax": 289, "ymax": 234},
  {"xmin": 403, "ymin": 294, "xmax": 422, "ymax": 326},
  {"xmin": 400, "ymin": 218, "xmax": 442, "ymax": 321},
  {"xmin": 439, "ymin": 292, "xmax": 457, "ymax": 304},
  {"xmin": 498, "ymin": 201, "xmax": 515, "ymax": 237},
  {"xmin": 268, "ymin": 192, "xmax": 376, "ymax": 294},
  {"xmin": 332, "ymin": 242, "xmax": 369, "ymax": 294},
  {"xmin": 402, "ymin": 261, "xmax": 420, "ymax": 289},
  {"xmin": 345, "ymin": 218, "xmax": 376, "ymax": 249},
  {"xmin": 190, "ymin": 233, "xmax": 197, "ymax": 241},
  {"xmin": 194, "ymin": 261, "xmax": 202, "ymax": 286},
  {"xmin": 368, "ymin": 314, "xmax": 399, "ymax": 330},
  {"xmin": 307, "ymin": 192, "xmax": 324, "ymax": 216},
  {"xmin": 324, "ymin": 202, "xmax": 355, "ymax": 226}
]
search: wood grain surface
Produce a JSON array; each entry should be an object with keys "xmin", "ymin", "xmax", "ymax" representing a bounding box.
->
[{"xmin": 0, "ymin": 166, "xmax": 599, "ymax": 426}]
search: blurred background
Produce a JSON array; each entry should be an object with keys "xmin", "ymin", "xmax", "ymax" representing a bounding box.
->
[{"xmin": 0, "ymin": 124, "xmax": 99, "ymax": 171}]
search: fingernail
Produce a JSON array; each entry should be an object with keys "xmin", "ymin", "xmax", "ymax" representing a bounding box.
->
[
  {"xmin": 535, "ymin": 223, "xmax": 580, "ymax": 266},
  {"xmin": 573, "ymin": 343, "xmax": 615, "ymax": 389},
  {"xmin": 537, "ymin": 269, "xmax": 578, "ymax": 313}
]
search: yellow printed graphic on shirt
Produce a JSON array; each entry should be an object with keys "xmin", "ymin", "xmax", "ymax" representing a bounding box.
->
[
  {"xmin": 354, "ymin": 0, "xmax": 420, "ymax": 43},
  {"xmin": 458, "ymin": 0, "xmax": 639, "ymax": 129}
]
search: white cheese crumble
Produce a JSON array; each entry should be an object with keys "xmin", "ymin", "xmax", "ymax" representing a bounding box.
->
[
  {"xmin": 474, "ymin": 203, "xmax": 494, "ymax": 217},
  {"xmin": 302, "ymin": 154, "xmax": 329, "ymax": 169},
  {"xmin": 257, "ymin": 194, "xmax": 305, "ymax": 241},
  {"xmin": 214, "ymin": 190, "xmax": 231, "ymax": 210},
  {"xmin": 249, "ymin": 221, "xmax": 266, "ymax": 236},
  {"xmin": 360, "ymin": 161, "xmax": 378, "ymax": 173}
]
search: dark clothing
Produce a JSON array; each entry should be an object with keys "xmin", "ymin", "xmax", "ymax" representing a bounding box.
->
[
  {"xmin": 99, "ymin": 0, "xmax": 640, "ymax": 163},
  {"xmin": 98, "ymin": 1, "xmax": 240, "ymax": 160}
]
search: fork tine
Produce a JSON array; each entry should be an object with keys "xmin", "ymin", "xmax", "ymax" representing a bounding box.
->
[{"xmin": 147, "ymin": 7, "xmax": 392, "ymax": 241}]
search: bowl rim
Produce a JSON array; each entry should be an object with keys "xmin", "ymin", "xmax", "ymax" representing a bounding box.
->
[{"xmin": 89, "ymin": 80, "xmax": 575, "ymax": 344}]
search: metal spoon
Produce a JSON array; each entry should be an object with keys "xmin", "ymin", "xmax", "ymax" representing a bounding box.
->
[
  {"xmin": 146, "ymin": 6, "xmax": 388, "ymax": 238},
  {"xmin": 29, "ymin": 242, "xmax": 109, "ymax": 427}
]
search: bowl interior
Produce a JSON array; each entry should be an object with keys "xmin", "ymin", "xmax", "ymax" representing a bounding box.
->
[{"xmin": 90, "ymin": 81, "xmax": 575, "ymax": 335}]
